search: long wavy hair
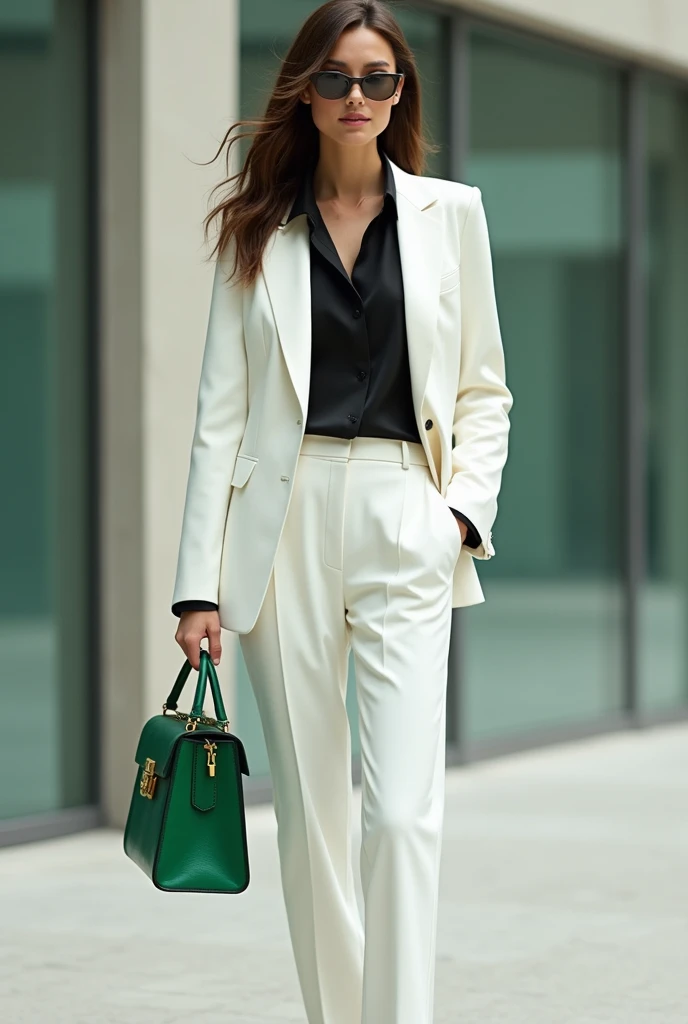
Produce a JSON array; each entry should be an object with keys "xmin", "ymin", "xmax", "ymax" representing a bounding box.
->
[{"xmin": 203, "ymin": 0, "xmax": 438, "ymax": 289}]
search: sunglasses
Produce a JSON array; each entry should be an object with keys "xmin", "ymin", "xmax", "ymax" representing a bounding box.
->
[{"xmin": 309, "ymin": 71, "xmax": 404, "ymax": 101}]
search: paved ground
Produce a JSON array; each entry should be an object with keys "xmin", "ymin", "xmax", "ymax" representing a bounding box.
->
[{"xmin": 1, "ymin": 722, "xmax": 687, "ymax": 1024}]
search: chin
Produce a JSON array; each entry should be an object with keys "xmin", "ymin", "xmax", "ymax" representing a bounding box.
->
[{"xmin": 334, "ymin": 126, "xmax": 376, "ymax": 141}]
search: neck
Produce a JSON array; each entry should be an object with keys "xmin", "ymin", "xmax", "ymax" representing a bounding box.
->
[{"xmin": 312, "ymin": 137, "xmax": 385, "ymax": 205}]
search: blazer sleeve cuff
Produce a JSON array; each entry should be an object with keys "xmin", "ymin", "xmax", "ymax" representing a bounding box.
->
[{"xmin": 172, "ymin": 599, "xmax": 219, "ymax": 618}]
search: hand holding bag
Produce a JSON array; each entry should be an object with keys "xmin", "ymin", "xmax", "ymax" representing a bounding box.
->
[{"xmin": 123, "ymin": 648, "xmax": 251, "ymax": 893}]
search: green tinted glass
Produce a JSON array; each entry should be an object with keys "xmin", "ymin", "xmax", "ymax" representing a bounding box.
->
[
  {"xmin": 462, "ymin": 29, "xmax": 626, "ymax": 738},
  {"xmin": 0, "ymin": 0, "xmax": 94, "ymax": 821}
]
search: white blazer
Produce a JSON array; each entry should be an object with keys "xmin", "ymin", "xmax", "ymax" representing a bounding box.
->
[{"xmin": 172, "ymin": 157, "xmax": 513, "ymax": 634}]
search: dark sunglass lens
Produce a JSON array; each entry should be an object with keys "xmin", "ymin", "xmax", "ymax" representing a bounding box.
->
[
  {"xmin": 314, "ymin": 72, "xmax": 348, "ymax": 99},
  {"xmin": 363, "ymin": 74, "xmax": 396, "ymax": 100}
]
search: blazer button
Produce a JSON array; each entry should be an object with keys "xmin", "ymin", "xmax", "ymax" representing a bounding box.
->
[
  {"xmin": 425, "ymin": 418, "xmax": 433, "ymax": 429},
  {"xmin": 353, "ymin": 309, "xmax": 361, "ymax": 319}
]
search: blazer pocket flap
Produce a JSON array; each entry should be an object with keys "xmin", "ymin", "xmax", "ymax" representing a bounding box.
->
[
  {"xmin": 439, "ymin": 266, "xmax": 460, "ymax": 293},
  {"xmin": 231, "ymin": 454, "xmax": 258, "ymax": 489}
]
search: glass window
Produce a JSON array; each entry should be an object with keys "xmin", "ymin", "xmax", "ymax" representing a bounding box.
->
[
  {"xmin": 462, "ymin": 29, "xmax": 626, "ymax": 739},
  {"xmin": 0, "ymin": 0, "xmax": 94, "ymax": 819},
  {"xmin": 640, "ymin": 81, "xmax": 688, "ymax": 710},
  {"xmin": 237, "ymin": 1, "xmax": 451, "ymax": 776}
]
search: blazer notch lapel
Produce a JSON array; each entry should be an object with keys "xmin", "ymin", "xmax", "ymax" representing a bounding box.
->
[
  {"xmin": 396, "ymin": 194, "xmax": 444, "ymax": 426},
  {"xmin": 261, "ymin": 220, "xmax": 311, "ymax": 419}
]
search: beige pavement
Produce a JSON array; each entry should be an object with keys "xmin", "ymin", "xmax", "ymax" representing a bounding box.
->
[{"xmin": 1, "ymin": 722, "xmax": 687, "ymax": 1023}]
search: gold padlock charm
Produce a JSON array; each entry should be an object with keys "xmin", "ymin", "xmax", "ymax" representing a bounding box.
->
[
  {"xmin": 140, "ymin": 758, "xmax": 157, "ymax": 799},
  {"xmin": 203, "ymin": 741, "xmax": 217, "ymax": 778}
]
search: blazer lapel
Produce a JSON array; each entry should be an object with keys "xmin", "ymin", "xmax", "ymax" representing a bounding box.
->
[
  {"xmin": 262, "ymin": 215, "xmax": 313, "ymax": 420},
  {"xmin": 261, "ymin": 158, "xmax": 444, "ymax": 426},
  {"xmin": 389, "ymin": 159, "xmax": 444, "ymax": 429}
]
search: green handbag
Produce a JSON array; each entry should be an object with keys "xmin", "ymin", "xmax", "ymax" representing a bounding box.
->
[{"xmin": 123, "ymin": 648, "xmax": 251, "ymax": 893}]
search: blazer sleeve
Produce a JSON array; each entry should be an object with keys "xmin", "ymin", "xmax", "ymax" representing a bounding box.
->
[
  {"xmin": 171, "ymin": 240, "xmax": 249, "ymax": 612},
  {"xmin": 445, "ymin": 186, "xmax": 513, "ymax": 560}
]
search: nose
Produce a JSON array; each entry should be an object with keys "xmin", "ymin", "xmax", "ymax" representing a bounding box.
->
[{"xmin": 340, "ymin": 76, "xmax": 368, "ymax": 100}]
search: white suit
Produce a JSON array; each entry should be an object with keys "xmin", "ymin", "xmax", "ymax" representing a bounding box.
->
[
  {"xmin": 172, "ymin": 159, "xmax": 512, "ymax": 633},
  {"xmin": 172, "ymin": 158, "xmax": 512, "ymax": 1024}
]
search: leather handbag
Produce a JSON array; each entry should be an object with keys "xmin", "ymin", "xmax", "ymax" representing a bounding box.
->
[{"xmin": 123, "ymin": 648, "xmax": 251, "ymax": 893}]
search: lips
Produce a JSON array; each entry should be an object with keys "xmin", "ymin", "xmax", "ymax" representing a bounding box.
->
[{"xmin": 340, "ymin": 117, "xmax": 369, "ymax": 123}]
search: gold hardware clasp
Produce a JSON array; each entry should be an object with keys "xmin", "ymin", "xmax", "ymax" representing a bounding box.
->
[
  {"xmin": 203, "ymin": 741, "xmax": 217, "ymax": 777},
  {"xmin": 140, "ymin": 757, "xmax": 157, "ymax": 799},
  {"xmin": 173, "ymin": 709, "xmax": 230, "ymax": 730}
]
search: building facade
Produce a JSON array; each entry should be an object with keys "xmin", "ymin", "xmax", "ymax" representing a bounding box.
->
[{"xmin": 1, "ymin": 0, "xmax": 687, "ymax": 845}]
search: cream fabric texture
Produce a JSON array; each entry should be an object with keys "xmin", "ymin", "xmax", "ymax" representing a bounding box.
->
[{"xmin": 239, "ymin": 433, "xmax": 457, "ymax": 1024}]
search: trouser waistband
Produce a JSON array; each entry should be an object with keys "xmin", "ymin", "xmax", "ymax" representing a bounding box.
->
[{"xmin": 299, "ymin": 433, "xmax": 429, "ymax": 469}]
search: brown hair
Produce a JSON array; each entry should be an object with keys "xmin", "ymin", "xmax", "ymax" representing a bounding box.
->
[{"xmin": 203, "ymin": 0, "xmax": 438, "ymax": 289}]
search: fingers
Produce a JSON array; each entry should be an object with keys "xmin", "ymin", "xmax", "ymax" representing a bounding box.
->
[
  {"xmin": 177, "ymin": 630, "xmax": 203, "ymax": 671},
  {"xmin": 207, "ymin": 622, "xmax": 222, "ymax": 666},
  {"xmin": 174, "ymin": 611, "xmax": 222, "ymax": 671}
]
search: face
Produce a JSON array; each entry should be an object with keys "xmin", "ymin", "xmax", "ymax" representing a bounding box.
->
[{"xmin": 300, "ymin": 26, "xmax": 404, "ymax": 147}]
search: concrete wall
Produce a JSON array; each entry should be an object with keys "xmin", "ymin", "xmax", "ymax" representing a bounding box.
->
[
  {"xmin": 455, "ymin": 0, "xmax": 688, "ymax": 78},
  {"xmin": 99, "ymin": 0, "xmax": 239, "ymax": 827}
]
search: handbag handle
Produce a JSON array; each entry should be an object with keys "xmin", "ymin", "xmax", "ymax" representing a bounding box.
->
[
  {"xmin": 163, "ymin": 650, "xmax": 229, "ymax": 727},
  {"xmin": 191, "ymin": 650, "xmax": 229, "ymax": 723}
]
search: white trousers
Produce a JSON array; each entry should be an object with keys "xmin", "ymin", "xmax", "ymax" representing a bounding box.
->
[{"xmin": 238, "ymin": 433, "xmax": 462, "ymax": 1024}]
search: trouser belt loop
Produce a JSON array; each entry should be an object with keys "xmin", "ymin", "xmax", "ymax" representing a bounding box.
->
[{"xmin": 401, "ymin": 440, "xmax": 410, "ymax": 470}]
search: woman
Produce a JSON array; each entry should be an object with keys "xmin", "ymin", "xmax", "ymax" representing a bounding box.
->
[{"xmin": 172, "ymin": 1, "xmax": 512, "ymax": 1021}]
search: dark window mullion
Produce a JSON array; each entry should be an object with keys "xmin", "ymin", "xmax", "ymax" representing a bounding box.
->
[{"xmin": 623, "ymin": 66, "xmax": 648, "ymax": 722}]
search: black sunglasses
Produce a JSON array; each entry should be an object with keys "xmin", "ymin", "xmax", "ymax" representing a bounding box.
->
[{"xmin": 310, "ymin": 71, "xmax": 404, "ymax": 101}]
